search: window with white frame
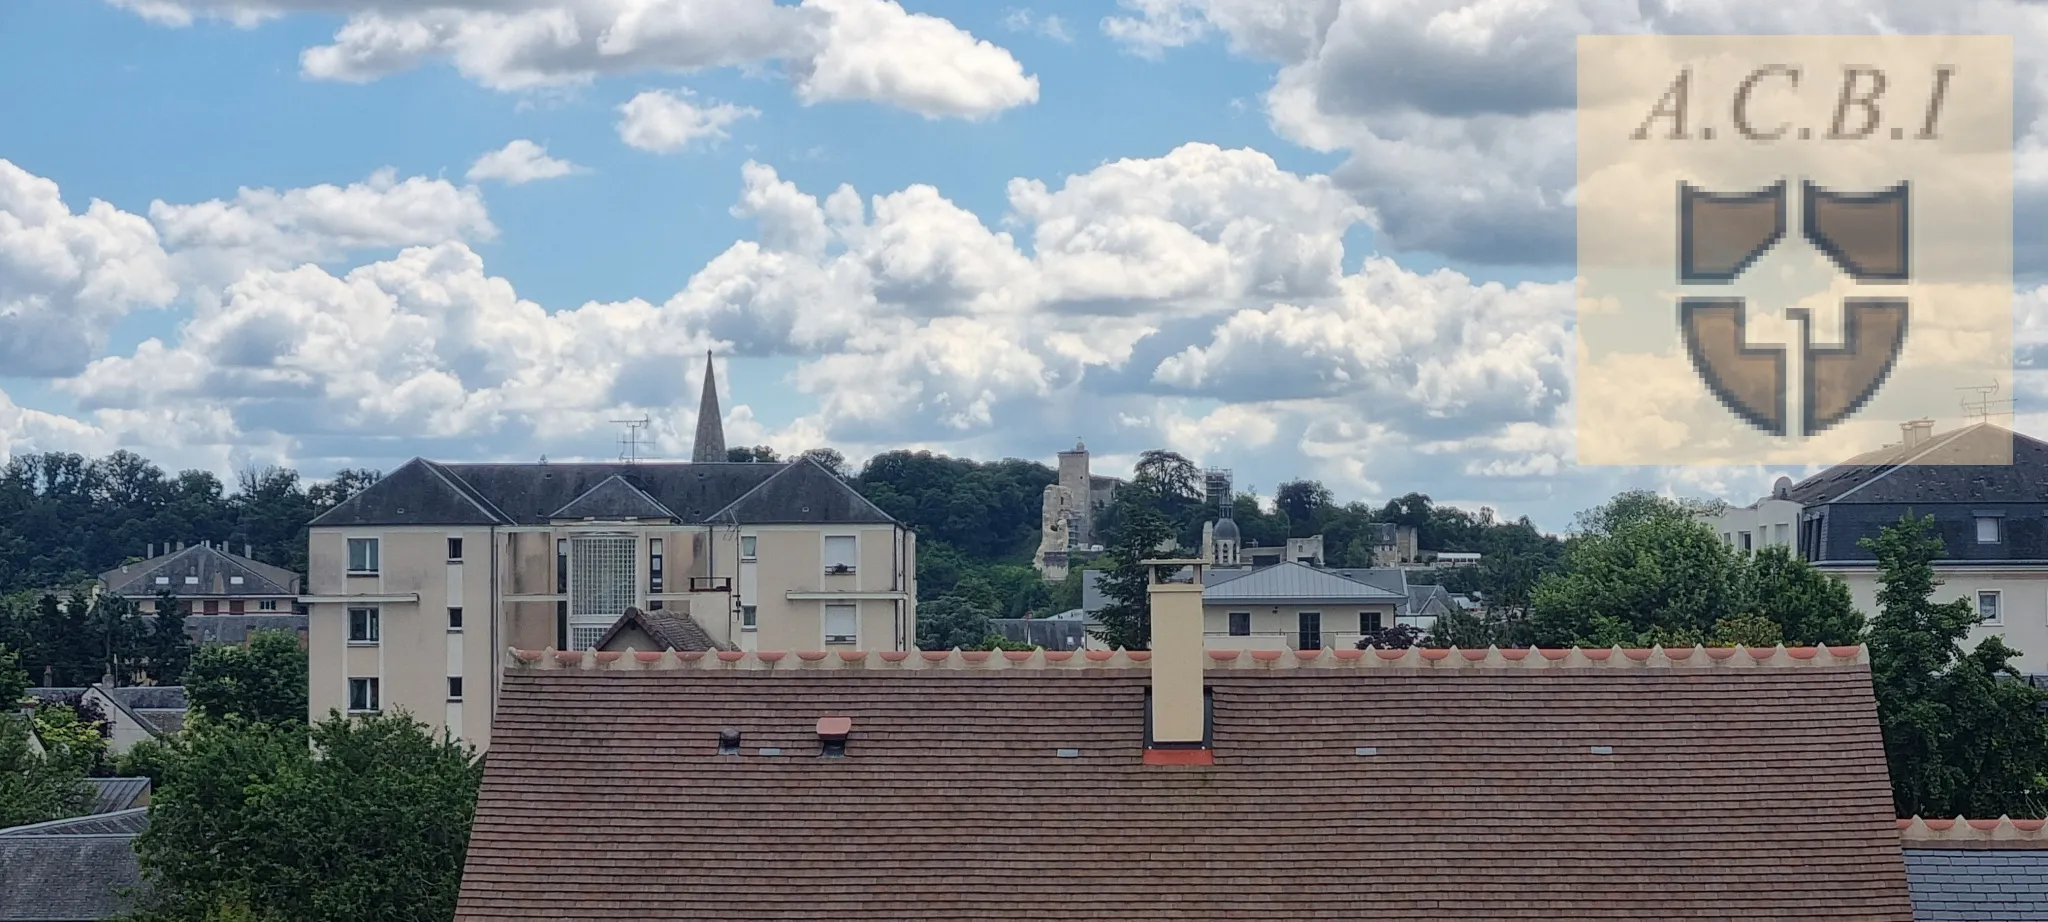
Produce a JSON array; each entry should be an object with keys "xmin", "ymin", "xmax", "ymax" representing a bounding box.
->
[
  {"xmin": 229, "ymin": 575, "xmax": 244, "ymax": 585},
  {"xmin": 184, "ymin": 576, "xmax": 198, "ymax": 585},
  {"xmin": 1362, "ymin": 611, "xmax": 1383, "ymax": 633},
  {"xmin": 348, "ymin": 678, "xmax": 380, "ymax": 712},
  {"xmin": 447, "ymin": 677, "xmax": 464, "ymax": 701},
  {"xmin": 154, "ymin": 576, "xmax": 169, "ymax": 586},
  {"xmin": 259, "ymin": 600, "xmax": 278, "ymax": 611},
  {"xmin": 823, "ymin": 536, "xmax": 857, "ymax": 574},
  {"xmin": 347, "ymin": 537, "xmax": 380, "ymax": 573},
  {"xmin": 348, "ymin": 607, "xmax": 380, "ymax": 643},
  {"xmin": 740, "ymin": 535, "xmax": 757, "ymax": 560},
  {"xmin": 1774, "ymin": 523, "xmax": 1789, "ymax": 546},
  {"xmin": 568, "ymin": 534, "xmax": 636, "ymax": 649},
  {"xmin": 1739, "ymin": 531, "xmax": 1752, "ymax": 552},
  {"xmin": 741, "ymin": 605, "xmax": 758, "ymax": 631},
  {"xmin": 648, "ymin": 538, "xmax": 664, "ymax": 593},
  {"xmin": 1976, "ymin": 515, "xmax": 2003, "ymax": 544},
  {"xmin": 823, "ymin": 604, "xmax": 857, "ymax": 645},
  {"xmin": 1227, "ymin": 612, "xmax": 1250, "ymax": 636},
  {"xmin": 447, "ymin": 607, "xmax": 463, "ymax": 631},
  {"xmin": 1978, "ymin": 590, "xmax": 2002, "ymax": 623}
]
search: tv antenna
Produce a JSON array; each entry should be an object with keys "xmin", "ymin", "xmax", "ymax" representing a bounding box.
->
[
  {"xmin": 1956, "ymin": 379, "xmax": 2015, "ymax": 423},
  {"xmin": 613, "ymin": 416, "xmax": 652, "ymax": 463}
]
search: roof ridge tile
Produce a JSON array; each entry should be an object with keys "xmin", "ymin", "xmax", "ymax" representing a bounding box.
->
[
  {"xmin": 507, "ymin": 642, "xmax": 1868, "ymax": 672},
  {"xmin": 1899, "ymin": 815, "xmax": 2048, "ymax": 845}
]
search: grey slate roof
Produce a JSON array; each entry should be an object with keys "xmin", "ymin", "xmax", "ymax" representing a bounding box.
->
[
  {"xmin": 1406, "ymin": 584, "xmax": 1454, "ymax": 618},
  {"xmin": 98, "ymin": 543, "xmax": 299, "ymax": 598},
  {"xmin": 593, "ymin": 607, "xmax": 728, "ymax": 653},
  {"xmin": 1328, "ymin": 567, "xmax": 1409, "ymax": 595},
  {"xmin": 0, "ymin": 810, "xmax": 148, "ymax": 839},
  {"xmin": 1785, "ymin": 423, "xmax": 2048, "ymax": 505},
  {"xmin": 84, "ymin": 779, "xmax": 150, "ymax": 815},
  {"xmin": 550, "ymin": 475, "xmax": 676, "ymax": 521},
  {"xmin": 1204, "ymin": 562, "xmax": 1405, "ymax": 604},
  {"xmin": 0, "ymin": 809, "xmax": 147, "ymax": 922},
  {"xmin": 184, "ymin": 614, "xmax": 306, "ymax": 645},
  {"xmin": 26, "ymin": 688, "xmax": 185, "ymax": 742},
  {"xmin": 312, "ymin": 457, "xmax": 895, "ymax": 528},
  {"xmin": 1904, "ymin": 848, "xmax": 2048, "ymax": 920}
]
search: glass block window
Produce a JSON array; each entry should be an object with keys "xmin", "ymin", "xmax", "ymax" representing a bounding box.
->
[{"xmin": 569, "ymin": 534, "xmax": 636, "ymax": 649}]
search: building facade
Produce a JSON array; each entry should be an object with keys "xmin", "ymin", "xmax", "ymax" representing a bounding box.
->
[
  {"xmin": 98, "ymin": 542, "xmax": 301, "ymax": 616},
  {"xmin": 301, "ymin": 357, "xmax": 917, "ymax": 748},
  {"xmin": 1706, "ymin": 422, "xmax": 2048, "ymax": 669}
]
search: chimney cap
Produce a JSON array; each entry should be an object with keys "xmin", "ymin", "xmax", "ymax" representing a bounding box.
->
[{"xmin": 816, "ymin": 716, "xmax": 852, "ymax": 738}]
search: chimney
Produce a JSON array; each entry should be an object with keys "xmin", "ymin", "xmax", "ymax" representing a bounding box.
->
[
  {"xmin": 816, "ymin": 716, "xmax": 851, "ymax": 758},
  {"xmin": 244, "ymin": 543, "xmax": 252, "ymax": 558},
  {"xmin": 1141, "ymin": 557, "xmax": 1212, "ymax": 766},
  {"xmin": 176, "ymin": 541, "xmax": 184, "ymax": 551},
  {"xmin": 42, "ymin": 665, "xmax": 53, "ymax": 687},
  {"xmin": 1901, "ymin": 418, "xmax": 1935, "ymax": 448},
  {"xmin": 147, "ymin": 543, "xmax": 155, "ymax": 558}
]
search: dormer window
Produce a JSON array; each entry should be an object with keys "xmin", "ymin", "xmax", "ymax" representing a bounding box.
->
[{"xmin": 1975, "ymin": 514, "xmax": 2003, "ymax": 545}]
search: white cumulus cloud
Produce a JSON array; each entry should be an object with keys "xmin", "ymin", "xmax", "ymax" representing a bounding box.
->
[
  {"xmin": 616, "ymin": 89, "xmax": 760, "ymax": 153},
  {"xmin": 466, "ymin": 139, "xmax": 583, "ymax": 185}
]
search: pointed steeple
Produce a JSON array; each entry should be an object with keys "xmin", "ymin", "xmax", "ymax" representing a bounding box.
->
[{"xmin": 693, "ymin": 350, "xmax": 727, "ymax": 462}]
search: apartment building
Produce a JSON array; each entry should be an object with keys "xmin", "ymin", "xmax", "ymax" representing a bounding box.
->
[
  {"xmin": 99, "ymin": 541, "xmax": 301, "ymax": 615},
  {"xmin": 1706, "ymin": 421, "xmax": 2048, "ymax": 669},
  {"xmin": 301, "ymin": 356, "xmax": 917, "ymax": 748}
]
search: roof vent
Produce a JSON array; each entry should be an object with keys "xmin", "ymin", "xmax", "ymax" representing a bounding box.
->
[
  {"xmin": 1354, "ymin": 746, "xmax": 1379, "ymax": 756},
  {"xmin": 1056, "ymin": 748, "xmax": 1080, "ymax": 759},
  {"xmin": 1590, "ymin": 745, "xmax": 1615, "ymax": 755},
  {"xmin": 717, "ymin": 728, "xmax": 741, "ymax": 755},
  {"xmin": 817, "ymin": 716, "xmax": 851, "ymax": 758},
  {"xmin": 759, "ymin": 747, "xmax": 783, "ymax": 757}
]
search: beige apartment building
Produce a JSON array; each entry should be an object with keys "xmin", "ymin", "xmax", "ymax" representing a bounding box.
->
[{"xmin": 301, "ymin": 356, "xmax": 918, "ymax": 748}]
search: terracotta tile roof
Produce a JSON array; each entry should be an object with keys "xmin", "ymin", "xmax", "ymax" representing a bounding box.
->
[
  {"xmin": 457, "ymin": 644, "xmax": 1912, "ymax": 921},
  {"xmin": 1898, "ymin": 816, "xmax": 2048, "ymax": 848},
  {"xmin": 591, "ymin": 606, "xmax": 728, "ymax": 653}
]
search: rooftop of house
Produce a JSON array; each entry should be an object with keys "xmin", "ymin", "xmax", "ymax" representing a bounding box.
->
[
  {"xmin": 27, "ymin": 686, "xmax": 187, "ymax": 741},
  {"xmin": 184, "ymin": 613, "xmax": 308, "ymax": 646},
  {"xmin": 309, "ymin": 455, "xmax": 896, "ymax": 528},
  {"xmin": 593, "ymin": 606, "xmax": 729, "ymax": 653},
  {"xmin": 84, "ymin": 778, "xmax": 151, "ymax": 815},
  {"xmin": 1082, "ymin": 565, "xmax": 1420, "ymax": 614},
  {"xmin": 0, "ymin": 808, "xmax": 148, "ymax": 922},
  {"xmin": 98, "ymin": 542, "xmax": 300, "ymax": 598},
  {"xmin": 1783, "ymin": 422, "xmax": 2048, "ymax": 506},
  {"xmin": 1900, "ymin": 817, "xmax": 2048, "ymax": 921},
  {"xmin": 457, "ymin": 642, "xmax": 1912, "ymax": 921}
]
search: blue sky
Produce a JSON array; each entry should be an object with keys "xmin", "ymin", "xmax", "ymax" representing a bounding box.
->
[{"xmin": 0, "ymin": 0, "xmax": 2040, "ymax": 532}]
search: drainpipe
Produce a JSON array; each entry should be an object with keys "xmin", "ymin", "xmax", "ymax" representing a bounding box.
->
[{"xmin": 489, "ymin": 525, "xmax": 500, "ymax": 732}]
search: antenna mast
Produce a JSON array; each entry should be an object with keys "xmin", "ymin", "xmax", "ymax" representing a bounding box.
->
[
  {"xmin": 1956, "ymin": 380, "xmax": 2015, "ymax": 423},
  {"xmin": 613, "ymin": 416, "xmax": 652, "ymax": 463}
]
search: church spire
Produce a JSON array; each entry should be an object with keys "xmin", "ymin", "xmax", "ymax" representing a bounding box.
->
[{"xmin": 692, "ymin": 350, "xmax": 726, "ymax": 462}]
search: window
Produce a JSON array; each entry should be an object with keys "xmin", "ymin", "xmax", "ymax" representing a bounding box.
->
[
  {"xmin": 153, "ymin": 576, "xmax": 169, "ymax": 586},
  {"xmin": 447, "ymin": 607, "xmax": 463, "ymax": 631},
  {"xmin": 740, "ymin": 535, "xmax": 758, "ymax": 560},
  {"xmin": 649, "ymin": 538, "xmax": 664, "ymax": 593},
  {"xmin": 1227, "ymin": 612, "xmax": 1251, "ymax": 636},
  {"xmin": 184, "ymin": 576, "xmax": 198, "ymax": 585},
  {"xmin": 1976, "ymin": 515, "xmax": 2003, "ymax": 544},
  {"xmin": 259, "ymin": 600, "xmax": 278, "ymax": 611},
  {"xmin": 1362, "ymin": 611, "xmax": 1383, "ymax": 633},
  {"xmin": 556, "ymin": 539, "xmax": 569, "ymax": 593},
  {"xmin": 447, "ymin": 677, "xmax": 464, "ymax": 701},
  {"xmin": 1722, "ymin": 533, "xmax": 1732, "ymax": 546},
  {"xmin": 1739, "ymin": 531, "xmax": 1752, "ymax": 552},
  {"xmin": 555, "ymin": 600, "xmax": 568, "ymax": 649},
  {"xmin": 203, "ymin": 600, "xmax": 220, "ymax": 614},
  {"xmin": 347, "ymin": 537, "xmax": 379, "ymax": 573},
  {"xmin": 229, "ymin": 600, "xmax": 244, "ymax": 614},
  {"xmin": 569, "ymin": 534, "xmax": 636, "ymax": 647},
  {"xmin": 1978, "ymin": 590, "xmax": 2002, "ymax": 623},
  {"xmin": 447, "ymin": 537, "xmax": 463, "ymax": 561},
  {"xmin": 824, "ymin": 535, "xmax": 857, "ymax": 574},
  {"xmin": 741, "ymin": 605, "xmax": 758, "ymax": 631},
  {"xmin": 1774, "ymin": 523, "xmax": 1789, "ymax": 546},
  {"xmin": 348, "ymin": 678, "xmax": 380, "ymax": 712},
  {"xmin": 1298, "ymin": 612, "xmax": 1322, "ymax": 651},
  {"xmin": 824, "ymin": 604, "xmax": 858, "ymax": 645},
  {"xmin": 348, "ymin": 607, "xmax": 380, "ymax": 643},
  {"xmin": 229, "ymin": 575, "xmax": 244, "ymax": 585}
]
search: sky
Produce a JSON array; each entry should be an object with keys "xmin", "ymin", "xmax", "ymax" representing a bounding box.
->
[{"xmin": 0, "ymin": 0, "xmax": 2043, "ymax": 532}]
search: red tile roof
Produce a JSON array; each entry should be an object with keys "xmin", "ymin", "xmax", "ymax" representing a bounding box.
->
[{"xmin": 456, "ymin": 644, "xmax": 1913, "ymax": 921}]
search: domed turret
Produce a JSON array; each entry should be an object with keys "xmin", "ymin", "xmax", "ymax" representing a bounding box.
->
[
  {"xmin": 1213, "ymin": 517, "xmax": 1240, "ymax": 542},
  {"xmin": 1772, "ymin": 476, "xmax": 1793, "ymax": 499}
]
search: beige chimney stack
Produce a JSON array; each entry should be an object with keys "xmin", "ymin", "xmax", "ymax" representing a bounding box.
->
[
  {"xmin": 1141, "ymin": 557, "xmax": 1211, "ymax": 765},
  {"xmin": 1900, "ymin": 418, "xmax": 1936, "ymax": 448}
]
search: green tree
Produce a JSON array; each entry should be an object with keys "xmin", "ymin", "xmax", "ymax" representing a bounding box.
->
[
  {"xmin": 1864, "ymin": 514, "xmax": 2048, "ymax": 818},
  {"xmin": 186, "ymin": 630, "xmax": 309, "ymax": 727},
  {"xmin": 1274, "ymin": 480, "xmax": 1334, "ymax": 538},
  {"xmin": 0, "ymin": 712, "xmax": 93, "ymax": 827},
  {"xmin": 915, "ymin": 597, "xmax": 1000, "ymax": 651},
  {"xmin": 132, "ymin": 711, "xmax": 482, "ymax": 922},
  {"xmin": 726, "ymin": 445, "xmax": 781, "ymax": 462},
  {"xmin": 1529, "ymin": 491, "xmax": 1742, "ymax": 647},
  {"xmin": 1088, "ymin": 481, "xmax": 1181, "ymax": 652},
  {"xmin": 0, "ymin": 646, "xmax": 26, "ymax": 707},
  {"xmin": 1732, "ymin": 545, "xmax": 1864, "ymax": 646},
  {"xmin": 146, "ymin": 591, "xmax": 196, "ymax": 685}
]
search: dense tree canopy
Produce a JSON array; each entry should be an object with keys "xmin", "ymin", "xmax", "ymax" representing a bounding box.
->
[
  {"xmin": 131, "ymin": 711, "xmax": 482, "ymax": 922},
  {"xmin": 186, "ymin": 630, "xmax": 311, "ymax": 727},
  {"xmin": 1864, "ymin": 514, "xmax": 2048, "ymax": 818}
]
